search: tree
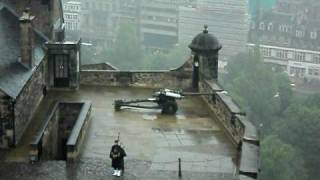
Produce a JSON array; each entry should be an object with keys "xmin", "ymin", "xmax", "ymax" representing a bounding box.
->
[
  {"xmin": 108, "ymin": 22, "xmax": 145, "ymax": 70},
  {"xmin": 276, "ymin": 73, "xmax": 293, "ymax": 113},
  {"xmin": 223, "ymin": 52, "xmax": 278, "ymax": 129},
  {"xmin": 260, "ymin": 135, "xmax": 308, "ymax": 180},
  {"xmin": 146, "ymin": 42, "xmax": 190, "ymax": 70},
  {"xmin": 275, "ymin": 98, "xmax": 320, "ymax": 179}
]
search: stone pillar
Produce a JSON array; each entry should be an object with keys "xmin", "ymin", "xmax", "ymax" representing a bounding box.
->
[{"xmin": 19, "ymin": 8, "xmax": 35, "ymax": 69}]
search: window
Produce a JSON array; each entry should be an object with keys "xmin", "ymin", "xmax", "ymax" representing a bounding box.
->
[
  {"xmin": 276, "ymin": 50, "xmax": 288, "ymax": 59},
  {"xmin": 262, "ymin": 48, "xmax": 271, "ymax": 57},
  {"xmin": 309, "ymin": 68, "xmax": 320, "ymax": 76},
  {"xmin": 267, "ymin": 23, "xmax": 273, "ymax": 31},
  {"xmin": 314, "ymin": 54, "xmax": 320, "ymax": 63},
  {"xmin": 279, "ymin": 25, "xmax": 291, "ymax": 33},
  {"xmin": 311, "ymin": 31, "xmax": 317, "ymax": 39},
  {"xmin": 290, "ymin": 67, "xmax": 306, "ymax": 77},
  {"xmin": 279, "ymin": 25, "xmax": 285, "ymax": 32},
  {"xmin": 259, "ymin": 22, "xmax": 265, "ymax": 30},
  {"xmin": 296, "ymin": 30, "xmax": 305, "ymax": 38},
  {"xmin": 295, "ymin": 52, "xmax": 306, "ymax": 61}
]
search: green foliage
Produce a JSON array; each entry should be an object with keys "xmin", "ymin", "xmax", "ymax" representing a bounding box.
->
[
  {"xmin": 224, "ymin": 51, "xmax": 320, "ymax": 179},
  {"xmin": 107, "ymin": 22, "xmax": 145, "ymax": 70},
  {"xmin": 276, "ymin": 73, "xmax": 293, "ymax": 113},
  {"xmin": 275, "ymin": 97, "xmax": 320, "ymax": 178},
  {"xmin": 146, "ymin": 43, "xmax": 190, "ymax": 70},
  {"xmin": 223, "ymin": 52, "xmax": 279, "ymax": 129},
  {"xmin": 98, "ymin": 22, "xmax": 190, "ymax": 70},
  {"xmin": 260, "ymin": 135, "xmax": 308, "ymax": 180}
]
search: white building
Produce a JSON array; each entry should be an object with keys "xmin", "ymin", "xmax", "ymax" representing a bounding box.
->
[
  {"xmin": 247, "ymin": 44, "xmax": 320, "ymax": 81},
  {"xmin": 63, "ymin": 1, "xmax": 81, "ymax": 31},
  {"xmin": 178, "ymin": 0, "xmax": 249, "ymax": 61},
  {"xmin": 139, "ymin": 0, "xmax": 195, "ymax": 52}
]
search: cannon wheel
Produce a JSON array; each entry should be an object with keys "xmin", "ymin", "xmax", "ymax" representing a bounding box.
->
[
  {"xmin": 114, "ymin": 100, "xmax": 123, "ymax": 111},
  {"xmin": 161, "ymin": 100, "xmax": 178, "ymax": 115}
]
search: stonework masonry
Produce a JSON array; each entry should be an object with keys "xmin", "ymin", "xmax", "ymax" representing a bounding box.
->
[
  {"xmin": 80, "ymin": 59, "xmax": 193, "ymax": 89},
  {"xmin": 1, "ymin": 0, "xmax": 63, "ymax": 39},
  {"xmin": 14, "ymin": 60, "xmax": 46, "ymax": 145},
  {"xmin": 79, "ymin": 59, "xmax": 259, "ymax": 179},
  {"xmin": 0, "ymin": 90, "xmax": 13, "ymax": 148},
  {"xmin": 199, "ymin": 80, "xmax": 259, "ymax": 179}
]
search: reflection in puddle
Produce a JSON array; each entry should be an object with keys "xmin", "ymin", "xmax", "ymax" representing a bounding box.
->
[
  {"xmin": 142, "ymin": 114, "xmax": 157, "ymax": 121},
  {"xmin": 176, "ymin": 114, "xmax": 186, "ymax": 120}
]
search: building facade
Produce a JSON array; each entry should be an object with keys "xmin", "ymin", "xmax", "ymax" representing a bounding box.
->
[
  {"xmin": 0, "ymin": 0, "xmax": 65, "ymax": 148},
  {"xmin": 248, "ymin": 0, "xmax": 320, "ymax": 81},
  {"xmin": 80, "ymin": 0, "xmax": 113, "ymax": 48},
  {"xmin": 139, "ymin": 0, "xmax": 195, "ymax": 52},
  {"xmin": 63, "ymin": 1, "xmax": 81, "ymax": 38},
  {"xmin": 179, "ymin": 0, "xmax": 249, "ymax": 61}
]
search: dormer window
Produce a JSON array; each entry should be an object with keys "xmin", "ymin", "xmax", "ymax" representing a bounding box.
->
[
  {"xmin": 311, "ymin": 31, "xmax": 317, "ymax": 39},
  {"xmin": 259, "ymin": 22, "xmax": 265, "ymax": 30},
  {"xmin": 267, "ymin": 23, "xmax": 273, "ymax": 31}
]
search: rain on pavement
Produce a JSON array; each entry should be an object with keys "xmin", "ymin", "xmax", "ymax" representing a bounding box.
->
[{"xmin": 0, "ymin": 86, "xmax": 237, "ymax": 180}]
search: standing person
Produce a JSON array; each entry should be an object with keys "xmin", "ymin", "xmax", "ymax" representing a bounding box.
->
[{"xmin": 110, "ymin": 140, "xmax": 126, "ymax": 177}]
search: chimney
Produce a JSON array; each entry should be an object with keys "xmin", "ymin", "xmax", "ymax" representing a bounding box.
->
[{"xmin": 19, "ymin": 8, "xmax": 35, "ymax": 69}]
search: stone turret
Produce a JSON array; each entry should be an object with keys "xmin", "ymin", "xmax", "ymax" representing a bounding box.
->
[{"xmin": 189, "ymin": 25, "xmax": 222, "ymax": 90}]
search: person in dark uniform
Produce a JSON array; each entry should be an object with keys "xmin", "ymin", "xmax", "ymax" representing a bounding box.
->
[{"xmin": 110, "ymin": 140, "xmax": 126, "ymax": 176}]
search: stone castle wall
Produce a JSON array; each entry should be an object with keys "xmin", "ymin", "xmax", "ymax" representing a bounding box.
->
[
  {"xmin": 80, "ymin": 59, "xmax": 193, "ymax": 89},
  {"xmin": 80, "ymin": 59, "xmax": 259, "ymax": 179},
  {"xmin": 0, "ymin": 90, "xmax": 13, "ymax": 148},
  {"xmin": 199, "ymin": 80, "xmax": 259, "ymax": 180},
  {"xmin": 14, "ymin": 61, "xmax": 46, "ymax": 145}
]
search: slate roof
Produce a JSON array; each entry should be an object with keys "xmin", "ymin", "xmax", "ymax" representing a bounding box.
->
[{"xmin": 0, "ymin": 5, "xmax": 46, "ymax": 99}]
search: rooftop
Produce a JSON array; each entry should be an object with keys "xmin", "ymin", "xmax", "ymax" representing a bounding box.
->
[
  {"xmin": 0, "ymin": 6, "xmax": 46, "ymax": 98},
  {"xmin": 1, "ymin": 86, "xmax": 237, "ymax": 180}
]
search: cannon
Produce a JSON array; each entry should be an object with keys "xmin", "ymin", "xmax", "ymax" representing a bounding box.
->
[{"xmin": 114, "ymin": 89, "xmax": 220, "ymax": 115}]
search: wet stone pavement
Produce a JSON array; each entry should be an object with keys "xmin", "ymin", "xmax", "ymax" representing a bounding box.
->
[{"xmin": 0, "ymin": 86, "xmax": 237, "ymax": 180}]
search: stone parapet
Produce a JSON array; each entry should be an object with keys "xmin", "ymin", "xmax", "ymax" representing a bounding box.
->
[
  {"xmin": 66, "ymin": 101, "xmax": 92, "ymax": 162},
  {"xmin": 199, "ymin": 79, "xmax": 260, "ymax": 179},
  {"xmin": 80, "ymin": 59, "xmax": 193, "ymax": 89}
]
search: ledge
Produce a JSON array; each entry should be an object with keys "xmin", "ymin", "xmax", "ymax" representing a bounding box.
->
[
  {"xmin": 239, "ymin": 175, "xmax": 257, "ymax": 180},
  {"xmin": 238, "ymin": 115, "xmax": 259, "ymax": 144},
  {"xmin": 30, "ymin": 102, "xmax": 59, "ymax": 148},
  {"xmin": 239, "ymin": 141, "xmax": 260, "ymax": 178},
  {"xmin": 67, "ymin": 101, "xmax": 91, "ymax": 146}
]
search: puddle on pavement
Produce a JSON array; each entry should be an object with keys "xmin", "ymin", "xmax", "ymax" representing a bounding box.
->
[
  {"xmin": 176, "ymin": 114, "xmax": 186, "ymax": 120},
  {"xmin": 142, "ymin": 114, "xmax": 157, "ymax": 121}
]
